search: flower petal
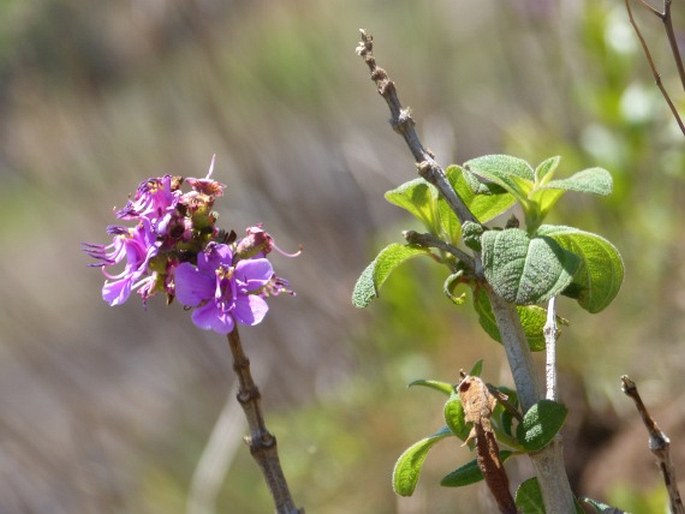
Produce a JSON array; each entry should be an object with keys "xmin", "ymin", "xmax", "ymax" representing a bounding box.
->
[
  {"xmin": 191, "ymin": 302, "xmax": 235, "ymax": 334},
  {"xmin": 198, "ymin": 243, "xmax": 233, "ymax": 273},
  {"xmin": 102, "ymin": 278, "xmax": 132, "ymax": 306},
  {"xmin": 235, "ymin": 258, "xmax": 273, "ymax": 289},
  {"xmin": 234, "ymin": 294, "xmax": 269, "ymax": 326},
  {"xmin": 175, "ymin": 263, "xmax": 214, "ymax": 306}
]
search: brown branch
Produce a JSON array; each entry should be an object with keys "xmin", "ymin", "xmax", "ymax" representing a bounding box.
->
[
  {"xmin": 625, "ymin": 0, "xmax": 685, "ymax": 136},
  {"xmin": 355, "ymin": 29, "xmax": 478, "ymax": 225},
  {"xmin": 403, "ymin": 230, "xmax": 475, "ymax": 268},
  {"xmin": 621, "ymin": 375, "xmax": 684, "ymax": 514},
  {"xmin": 227, "ymin": 327, "xmax": 304, "ymax": 514}
]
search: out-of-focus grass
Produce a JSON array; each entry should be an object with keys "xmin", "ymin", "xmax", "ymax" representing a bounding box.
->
[{"xmin": 1, "ymin": 0, "xmax": 684, "ymax": 512}]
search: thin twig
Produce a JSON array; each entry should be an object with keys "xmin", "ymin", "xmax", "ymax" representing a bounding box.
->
[
  {"xmin": 543, "ymin": 297, "xmax": 559, "ymax": 401},
  {"xmin": 355, "ymin": 29, "xmax": 478, "ymax": 225},
  {"xmin": 625, "ymin": 0, "xmax": 685, "ymax": 136},
  {"xmin": 227, "ymin": 327, "xmax": 304, "ymax": 514},
  {"xmin": 621, "ymin": 375, "xmax": 685, "ymax": 514},
  {"xmin": 403, "ymin": 230, "xmax": 475, "ymax": 269}
]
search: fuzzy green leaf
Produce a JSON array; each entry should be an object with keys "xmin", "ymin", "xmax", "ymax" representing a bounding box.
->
[
  {"xmin": 385, "ymin": 178, "xmax": 437, "ymax": 230},
  {"xmin": 440, "ymin": 451, "xmax": 514, "ymax": 487},
  {"xmin": 534, "ymin": 156, "xmax": 561, "ymax": 183},
  {"xmin": 469, "ymin": 359, "xmax": 484, "ymax": 377},
  {"xmin": 408, "ymin": 379, "xmax": 454, "ymax": 396},
  {"xmin": 516, "ymin": 400, "xmax": 568, "ymax": 452},
  {"xmin": 444, "ymin": 394, "xmax": 470, "ymax": 441},
  {"xmin": 537, "ymin": 225, "xmax": 624, "ymax": 313},
  {"xmin": 515, "ymin": 478, "xmax": 546, "ymax": 513},
  {"xmin": 464, "ymin": 154, "xmax": 535, "ymax": 202},
  {"xmin": 481, "ymin": 228, "xmax": 580, "ymax": 305},
  {"xmin": 472, "ymin": 287, "xmax": 549, "ymax": 351},
  {"xmin": 540, "ymin": 167, "xmax": 612, "ymax": 196},
  {"xmin": 445, "ymin": 165, "xmax": 516, "ymax": 223},
  {"xmin": 352, "ymin": 244, "xmax": 432, "ymax": 308},
  {"xmin": 392, "ymin": 427, "xmax": 453, "ymax": 496}
]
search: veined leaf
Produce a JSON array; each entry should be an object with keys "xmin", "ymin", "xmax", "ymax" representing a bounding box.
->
[
  {"xmin": 516, "ymin": 400, "xmax": 568, "ymax": 452},
  {"xmin": 537, "ymin": 225, "xmax": 624, "ymax": 313},
  {"xmin": 534, "ymin": 156, "xmax": 561, "ymax": 184},
  {"xmin": 408, "ymin": 379, "xmax": 454, "ymax": 396},
  {"xmin": 481, "ymin": 228, "xmax": 580, "ymax": 305},
  {"xmin": 352, "ymin": 244, "xmax": 432, "ymax": 308},
  {"xmin": 515, "ymin": 478, "xmax": 546, "ymax": 513},
  {"xmin": 385, "ymin": 178, "xmax": 438, "ymax": 230},
  {"xmin": 440, "ymin": 451, "xmax": 514, "ymax": 487},
  {"xmin": 539, "ymin": 167, "xmax": 612, "ymax": 196},
  {"xmin": 392, "ymin": 426, "xmax": 453, "ymax": 496},
  {"xmin": 444, "ymin": 393, "xmax": 470, "ymax": 441},
  {"xmin": 464, "ymin": 154, "xmax": 535, "ymax": 202},
  {"xmin": 445, "ymin": 164, "xmax": 516, "ymax": 224}
]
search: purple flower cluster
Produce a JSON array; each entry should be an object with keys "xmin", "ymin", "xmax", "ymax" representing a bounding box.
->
[{"xmin": 83, "ymin": 158, "xmax": 295, "ymax": 334}]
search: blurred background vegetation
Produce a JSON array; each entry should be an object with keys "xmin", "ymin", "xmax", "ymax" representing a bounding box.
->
[{"xmin": 1, "ymin": 0, "xmax": 684, "ymax": 512}]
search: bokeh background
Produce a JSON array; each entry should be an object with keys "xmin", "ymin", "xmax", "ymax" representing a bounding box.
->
[{"xmin": 2, "ymin": 0, "xmax": 685, "ymax": 512}]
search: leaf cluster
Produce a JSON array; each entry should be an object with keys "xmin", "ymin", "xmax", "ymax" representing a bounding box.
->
[{"xmin": 352, "ymin": 154, "xmax": 624, "ymax": 349}]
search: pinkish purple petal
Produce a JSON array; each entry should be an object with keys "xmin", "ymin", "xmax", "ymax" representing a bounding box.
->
[
  {"xmin": 234, "ymin": 295, "xmax": 269, "ymax": 326},
  {"xmin": 175, "ymin": 263, "xmax": 214, "ymax": 306},
  {"xmin": 191, "ymin": 302, "xmax": 235, "ymax": 334}
]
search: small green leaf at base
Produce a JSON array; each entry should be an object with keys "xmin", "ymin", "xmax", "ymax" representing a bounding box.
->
[
  {"xmin": 515, "ymin": 478, "xmax": 546, "ymax": 513},
  {"xmin": 392, "ymin": 427, "xmax": 453, "ymax": 496},
  {"xmin": 516, "ymin": 400, "xmax": 568, "ymax": 452},
  {"xmin": 441, "ymin": 451, "xmax": 513, "ymax": 487},
  {"xmin": 443, "ymin": 394, "xmax": 469, "ymax": 441},
  {"xmin": 352, "ymin": 243, "xmax": 432, "ymax": 308},
  {"xmin": 408, "ymin": 379, "xmax": 454, "ymax": 396}
]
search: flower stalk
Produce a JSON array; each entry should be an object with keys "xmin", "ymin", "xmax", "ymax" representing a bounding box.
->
[{"xmin": 227, "ymin": 327, "xmax": 304, "ymax": 514}]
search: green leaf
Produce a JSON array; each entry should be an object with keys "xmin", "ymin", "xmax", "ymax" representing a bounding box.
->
[
  {"xmin": 472, "ymin": 287, "xmax": 549, "ymax": 351},
  {"xmin": 440, "ymin": 451, "xmax": 513, "ymax": 487},
  {"xmin": 540, "ymin": 167, "xmax": 612, "ymax": 196},
  {"xmin": 464, "ymin": 154, "xmax": 535, "ymax": 202},
  {"xmin": 352, "ymin": 244, "xmax": 432, "ymax": 308},
  {"xmin": 516, "ymin": 400, "xmax": 568, "ymax": 452},
  {"xmin": 408, "ymin": 379, "xmax": 454, "ymax": 396},
  {"xmin": 443, "ymin": 393, "xmax": 470, "ymax": 441},
  {"xmin": 443, "ymin": 271, "xmax": 467, "ymax": 305},
  {"xmin": 537, "ymin": 225, "xmax": 624, "ymax": 313},
  {"xmin": 515, "ymin": 478, "xmax": 546, "ymax": 513},
  {"xmin": 481, "ymin": 228, "xmax": 580, "ymax": 305},
  {"xmin": 445, "ymin": 165, "xmax": 516, "ymax": 223},
  {"xmin": 469, "ymin": 359, "xmax": 484, "ymax": 377},
  {"xmin": 385, "ymin": 178, "xmax": 438, "ymax": 230},
  {"xmin": 534, "ymin": 156, "xmax": 561, "ymax": 184},
  {"xmin": 392, "ymin": 427, "xmax": 453, "ymax": 496}
]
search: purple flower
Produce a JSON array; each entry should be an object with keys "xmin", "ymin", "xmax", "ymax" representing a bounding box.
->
[
  {"xmin": 116, "ymin": 175, "xmax": 181, "ymax": 234},
  {"xmin": 175, "ymin": 242, "xmax": 274, "ymax": 334},
  {"xmin": 82, "ymin": 219, "xmax": 160, "ymax": 306}
]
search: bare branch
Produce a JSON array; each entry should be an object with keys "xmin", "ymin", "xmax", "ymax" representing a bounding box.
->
[
  {"xmin": 621, "ymin": 375, "xmax": 685, "ymax": 514},
  {"xmin": 625, "ymin": 0, "xmax": 685, "ymax": 136},
  {"xmin": 544, "ymin": 297, "xmax": 559, "ymax": 401},
  {"xmin": 227, "ymin": 328, "xmax": 304, "ymax": 514},
  {"xmin": 356, "ymin": 29, "xmax": 477, "ymax": 225}
]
